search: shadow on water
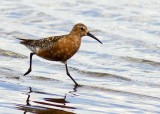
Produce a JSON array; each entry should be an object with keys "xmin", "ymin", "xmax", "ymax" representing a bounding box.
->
[{"xmin": 16, "ymin": 87, "xmax": 76, "ymax": 114}]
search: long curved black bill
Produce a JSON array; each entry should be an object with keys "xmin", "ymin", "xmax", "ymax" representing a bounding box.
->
[{"xmin": 87, "ymin": 32, "xmax": 102, "ymax": 44}]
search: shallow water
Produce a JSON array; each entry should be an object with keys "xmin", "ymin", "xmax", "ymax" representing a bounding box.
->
[{"xmin": 0, "ymin": 0, "xmax": 160, "ymax": 114}]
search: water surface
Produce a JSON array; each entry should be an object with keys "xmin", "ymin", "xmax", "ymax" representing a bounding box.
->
[{"xmin": 0, "ymin": 0, "xmax": 160, "ymax": 114}]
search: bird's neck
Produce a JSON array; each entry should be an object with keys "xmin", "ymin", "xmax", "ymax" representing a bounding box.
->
[
  {"xmin": 70, "ymin": 30, "xmax": 83, "ymax": 37},
  {"xmin": 67, "ymin": 33, "xmax": 82, "ymax": 49}
]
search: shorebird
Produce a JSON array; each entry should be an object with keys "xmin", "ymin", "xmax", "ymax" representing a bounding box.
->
[{"xmin": 17, "ymin": 23, "xmax": 102, "ymax": 86}]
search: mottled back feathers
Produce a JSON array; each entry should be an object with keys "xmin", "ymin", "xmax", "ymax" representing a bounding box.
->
[{"xmin": 17, "ymin": 36, "xmax": 63, "ymax": 53}]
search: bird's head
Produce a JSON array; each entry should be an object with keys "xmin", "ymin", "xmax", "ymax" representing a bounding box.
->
[{"xmin": 71, "ymin": 23, "xmax": 102, "ymax": 44}]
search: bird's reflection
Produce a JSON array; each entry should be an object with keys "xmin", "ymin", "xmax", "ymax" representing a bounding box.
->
[
  {"xmin": 73, "ymin": 85, "xmax": 78, "ymax": 92},
  {"xmin": 69, "ymin": 84, "xmax": 81, "ymax": 96},
  {"xmin": 18, "ymin": 86, "xmax": 77, "ymax": 114},
  {"xmin": 25, "ymin": 87, "xmax": 32, "ymax": 106}
]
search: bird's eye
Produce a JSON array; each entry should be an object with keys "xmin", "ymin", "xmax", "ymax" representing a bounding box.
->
[{"xmin": 81, "ymin": 27, "xmax": 84, "ymax": 31}]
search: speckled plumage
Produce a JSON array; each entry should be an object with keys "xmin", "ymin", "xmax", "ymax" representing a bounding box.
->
[{"xmin": 17, "ymin": 23, "xmax": 102, "ymax": 86}]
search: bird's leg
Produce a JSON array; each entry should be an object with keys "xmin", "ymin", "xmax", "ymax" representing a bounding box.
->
[
  {"xmin": 64, "ymin": 62, "xmax": 79, "ymax": 86},
  {"xmin": 24, "ymin": 53, "xmax": 35, "ymax": 76}
]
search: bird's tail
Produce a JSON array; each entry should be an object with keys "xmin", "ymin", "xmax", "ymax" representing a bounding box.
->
[
  {"xmin": 16, "ymin": 38, "xmax": 36, "ymax": 53},
  {"xmin": 16, "ymin": 38, "xmax": 26, "ymax": 44},
  {"xmin": 16, "ymin": 38, "xmax": 33, "ymax": 45},
  {"xmin": 16, "ymin": 38, "xmax": 25, "ymax": 40}
]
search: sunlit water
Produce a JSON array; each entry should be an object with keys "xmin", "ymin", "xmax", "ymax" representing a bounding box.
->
[{"xmin": 0, "ymin": 0, "xmax": 160, "ymax": 114}]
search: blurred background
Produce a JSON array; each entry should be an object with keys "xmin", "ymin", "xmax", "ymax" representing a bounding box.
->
[{"xmin": 0, "ymin": 0, "xmax": 160, "ymax": 114}]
